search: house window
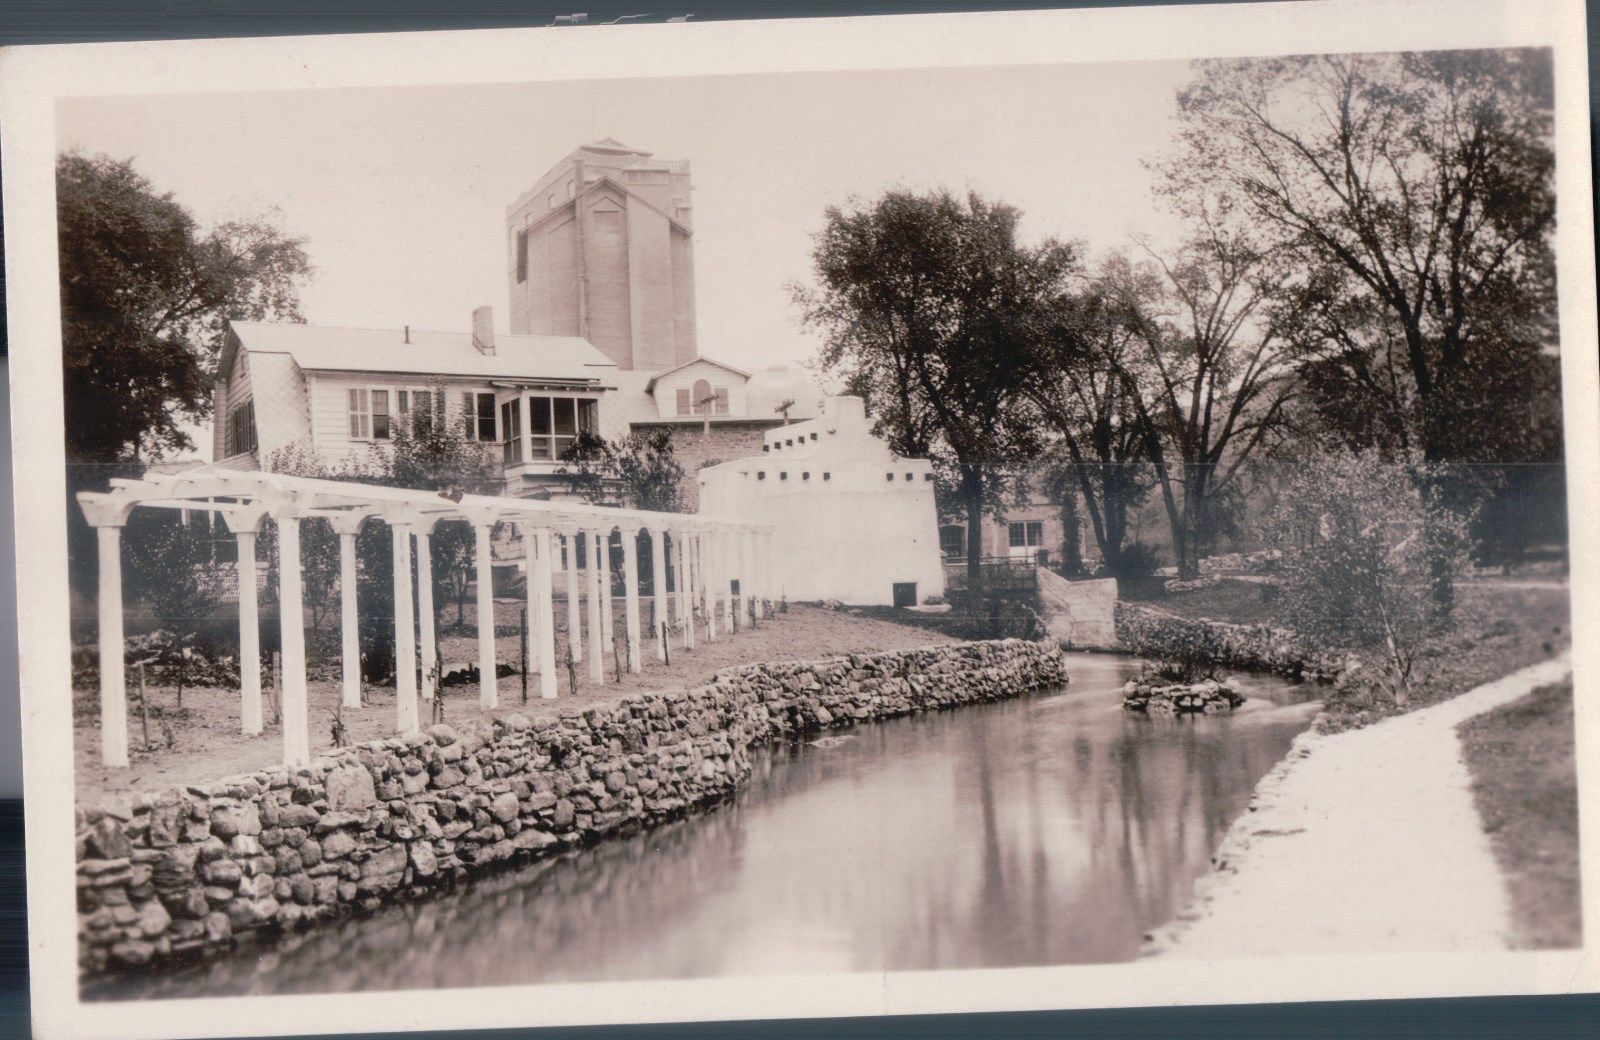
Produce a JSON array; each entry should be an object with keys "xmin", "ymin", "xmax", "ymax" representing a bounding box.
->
[
  {"xmin": 397, "ymin": 389, "xmax": 437, "ymax": 433},
  {"xmin": 516, "ymin": 231, "xmax": 529, "ymax": 283},
  {"xmin": 461, "ymin": 391, "xmax": 497, "ymax": 442},
  {"xmin": 347, "ymin": 388, "xmax": 394, "ymax": 441},
  {"xmin": 940, "ymin": 525, "xmax": 966, "ymax": 559},
  {"xmin": 226, "ymin": 401, "xmax": 257, "ymax": 456},
  {"xmin": 526, "ymin": 396, "xmax": 598, "ymax": 461},
  {"xmin": 501, "ymin": 399, "xmax": 523, "ymax": 465},
  {"xmin": 691, "ymin": 378, "xmax": 714, "ymax": 415},
  {"xmin": 676, "ymin": 388, "xmax": 691, "ymax": 416},
  {"xmin": 371, "ymin": 390, "xmax": 391, "ymax": 440},
  {"xmin": 1008, "ymin": 521, "xmax": 1044, "ymax": 549}
]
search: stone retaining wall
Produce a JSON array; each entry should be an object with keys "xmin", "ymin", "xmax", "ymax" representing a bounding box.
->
[
  {"xmin": 1114, "ymin": 603, "xmax": 1341, "ymax": 679},
  {"xmin": 76, "ymin": 638, "xmax": 1065, "ymax": 980}
]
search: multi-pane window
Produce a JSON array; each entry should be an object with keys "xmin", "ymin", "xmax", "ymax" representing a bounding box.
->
[
  {"xmin": 226, "ymin": 401, "xmax": 257, "ymax": 456},
  {"xmin": 939, "ymin": 525, "xmax": 966, "ymax": 559},
  {"xmin": 1008, "ymin": 521, "xmax": 1044, "ymax": 549},
  {"xmin": 525, "ymin": 396, "xmax": 598, "ymax": 461},
  {"xmin": 462, "ymin": 391, "xmax": 497, "ymax": 442},
  {"xmin": 688, "ymin": 378, "xmax": 730, "ymax": 416},
  {"xmin": 501, "ymin": 399, "xmax": 523, "ymax": 465},
  {"xmin": 396, "ymin": 389, "xmax": 436, "ymax": 433},
  {"xmin": 347, "ymin": 388, "xmax": 373, "ymax": 440}
]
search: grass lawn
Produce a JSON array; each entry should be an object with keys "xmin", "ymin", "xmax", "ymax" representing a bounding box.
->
[
  {"xmin": 1144, "ymin": 578, "xmax": 1570, "ymax": 734},
  {"xmin": 1459, "ymin": 680, "xmax": 1583, "ymax": 949}
]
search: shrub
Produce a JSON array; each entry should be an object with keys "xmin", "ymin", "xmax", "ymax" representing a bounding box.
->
[
  {"xmin": 1111, "ymin": 541, "xmax": 1161, "ymax": 579},
  {"xmin": 1268, "ymin": 453, "xmax": 1471, "ymax": 706}
]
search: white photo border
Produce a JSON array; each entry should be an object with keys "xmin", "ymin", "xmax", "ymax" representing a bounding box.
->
[{"xmin": 3, "ymin": 1, "xmax": 1596, "ymax": 1037}]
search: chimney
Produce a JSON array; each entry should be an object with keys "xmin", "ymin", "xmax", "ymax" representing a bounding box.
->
[{"xmin": 472, "ymin": 305, "xmax": 496, "ymax": 356}]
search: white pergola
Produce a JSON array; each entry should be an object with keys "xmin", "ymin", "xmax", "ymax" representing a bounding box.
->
[{"xmin": 78, "ymin": 466, "xmax": 776, "ymax": 770}]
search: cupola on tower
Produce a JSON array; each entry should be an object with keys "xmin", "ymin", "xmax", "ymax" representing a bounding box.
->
[{"xmin": 506, "ymin": 138, "xmax": 698, "ymax": 371}]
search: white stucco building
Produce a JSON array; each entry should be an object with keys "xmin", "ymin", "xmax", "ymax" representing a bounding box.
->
[{"xmin": 697, "ymin": 396, "xmax": 947, "ymax": 607}]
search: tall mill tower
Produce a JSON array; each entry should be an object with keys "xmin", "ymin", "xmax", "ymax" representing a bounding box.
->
[{"xmin": 506, "ymin": 138, "xmax": 698, "ymax": 371}]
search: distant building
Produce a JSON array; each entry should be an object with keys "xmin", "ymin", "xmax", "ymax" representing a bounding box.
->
[
  {"xmin": 506, "ymin": 138, "xmax": 697, "ymax": 372},
  {"xmin": 698, "ymin": 396, "xmax": 947, "ymax": 607}
]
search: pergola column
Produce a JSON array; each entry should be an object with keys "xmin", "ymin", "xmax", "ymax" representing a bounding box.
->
[
  {"xmin": 752, "ymin": 527, "xmax": 768, "ymax": 620},
  {"xmin": 586, "ymin": 528, "xmax": 605, "ymax": 682},
  {"xmin": 649, "ymin": 526, "xmax": 669, "ymax": 662},
  {"xmin": 222, "ymin": 508, "xmax": 268, "ymax": 736},
  {"xmin": 534, "ymin": 527, "xmax": 559, "ymax": 698},
  {"xmin": 599, "ymin": 528, "xmax": 615, "ymax": 648},
  {"xmin": 620, "ymin": 526, "xmax": 643, "ymax": 673},
  {"xmin": 720, "ymin": 530, "xmax": 735, "ymax": 632},
  {"xmin": 739, "ymin": 528, "xmax": 755, "ymax": 624},
  {"xmin": 391, "ymin": 522, "xmax": 419, "ymax": 734},
  {"xmin": 474, "ymin": 520, "xmax": 498, "ymax": 708},
  {"xmin": 415, "ymin": 524, "xmax": 437, "ymax": 700},
  {"xmin": 523, "ymin": 524, "xmax": 541, "ymax": 681},
  {"xmin": 275, "ymin": 512, "xmax": 311, "ymax": 769},
  {"xmin": 701, "ymin": 531, "xmax": 717, "ymax": 641},
  {"xmin": 93, "ymin": 522, "xmax": 129, "ymax": 768},
  {"xmin": 563, "ymin": 530, "xmax": 583, "ymax": 665},
  {"xmin": 332, "ymin": 519, "xmax": 363, "ymax": 710},
  {"xmin": 677, "ymin": 530, "xmax": 694, "ymax": 650}
]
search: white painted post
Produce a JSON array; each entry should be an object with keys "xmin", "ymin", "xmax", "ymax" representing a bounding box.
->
[
  {"xmin": 586, "ymin": 528, "xmax": 605, "ymax": 683},
  {"xmin": 599, "ymin": 528, "xmax": 615, "ymax": 646},
  {"xmin": 649, "ymin": 526, "xmax": 669, "ymax": 662},
  {"xmin": 338, "ymin": 529, "xmax": 361, "ymax": 709},
  {"xmin": 740, "ymin": 528, "xmax": 755, "ymax": 623},
  {"xmin": 753, "ymin": 527, "xmax": 768, "ymax": 620},
  {"xmin": 534, "ymin": 527, "xmax": 558, "ymax": 698},
  {"xmin": 95, "ymin": 524, "xmax": 129, "ymax": 769},
  {"xmin": 720, "ymin": 530, "xmax": 735, "ymax": 632},
  {"xmin": 621, "ymin": 526, "xmax": 642, "ymax": 673},
  {"xmin": 235, "ymin": 529, "xmax": 264, "ymax": 734},
  {"xmin": 416, "ymin": 526, "xmax": 437, "ymax": 701},
  {"xmin": 475, "ymin": 521, "xmax": 498, "ymax": 708},
  {"xmin": 277, "ymin": 514, "xmax": 311, "ymax": 769},
  {"xmin": 392, "ymin": 523, "xmax": 419, "ymax": 734},
  {"xmin": 523, "ymin": 524, "xmax": 541, "ymax": 680},
  {"xmin": 563, "ymin": 530, "xmax": 583, "ymax": 665},
  {"xmin": 677, "ymin": 530, "xmax": 694, "ymax": 650},
  {"xmin": 703, "ymin": 531, "xmax": 718, "ymax": 641}
]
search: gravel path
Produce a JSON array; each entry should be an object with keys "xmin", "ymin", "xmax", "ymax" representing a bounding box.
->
[{"xmin": 1145, "ymin": 652, "xmax": 1574, "ymax": 958}]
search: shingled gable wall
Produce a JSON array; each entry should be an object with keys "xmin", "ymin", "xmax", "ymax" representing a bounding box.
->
[{"xmin": 76, "ymin": 638, "xmax": 1066, "ymax": 980}]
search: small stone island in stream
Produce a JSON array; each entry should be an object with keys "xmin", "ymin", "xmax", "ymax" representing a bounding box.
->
[{"xmin": 1122, "ymin": 676, "xmax": 1247, "ymax": 715}]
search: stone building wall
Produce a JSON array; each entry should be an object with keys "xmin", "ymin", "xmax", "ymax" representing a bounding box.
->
[
  {"xmin": 75, "ymin": 639, "xmax": 1065, "ymax": 980},
  {"xmin": 1114, "ymin": 602, "xmax": 1341, "ymax": 679},
  {"xmin": 635, "ymin": 420, "xmax": 775, "ymax": 510}
]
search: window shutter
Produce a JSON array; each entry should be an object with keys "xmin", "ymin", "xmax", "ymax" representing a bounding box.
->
[{"xmin": 676, "ymin": 388, "xmax": 691, "ymax": 415}]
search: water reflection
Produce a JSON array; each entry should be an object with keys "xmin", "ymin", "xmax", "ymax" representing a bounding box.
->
[{"xmin": 96, "ymin": 654, "xmax": 1318, "ymax": 999}]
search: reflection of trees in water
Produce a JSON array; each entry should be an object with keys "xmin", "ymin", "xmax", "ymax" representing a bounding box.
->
[
  {"xmin": 877, "ymin": 675, "xmax": 1311, "ymax": 969},
  {"xmin": 97, "ymin": 805, "xmax": 751, "ymax": 999}
]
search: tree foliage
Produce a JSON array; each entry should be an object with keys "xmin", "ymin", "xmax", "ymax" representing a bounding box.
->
[
  {"xmin": 58, "ymin": 152, "xmax": 312, "ymax": 467},
  {"xmin": 792, "ymin": 189, "xmax": 1080, "ymax": 586},
  {"xmin": 558, "ymin": 430, "xmax": 686, "ymax": 513}
]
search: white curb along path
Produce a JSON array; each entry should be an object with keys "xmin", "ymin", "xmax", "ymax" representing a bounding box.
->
[{"xmin": 1145, "ymin": 653, "xmax": 1574, "ymax": 958}]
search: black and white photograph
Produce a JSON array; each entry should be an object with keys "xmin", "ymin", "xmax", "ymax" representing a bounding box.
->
[{"xmin": 3, "ymin": 1, "xmax": 1598, "ymax": 1036}]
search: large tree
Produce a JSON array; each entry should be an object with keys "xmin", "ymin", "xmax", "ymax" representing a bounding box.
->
[
  {"xmin": 1162, "ymin": 51, "xmax": 1559, "ymax": 595},
  {"xmin": 1021, "ymin": 256, "xmax": 1155, "ymax": 577},
  {"xmin": 59, "ymin": 152, "xmax": 311, "ymax": 586},
  {"xmin": 1114, "ymin": 229, "xmax": 1299, "ymax": 579},
  {"xmin": 792, "ymin": 189, "xmax": 1079, "ymax": 588}
]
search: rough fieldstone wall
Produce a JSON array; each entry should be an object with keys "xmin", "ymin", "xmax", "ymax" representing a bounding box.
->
[
  {"xmin": 1114, "ymin": 603, "xmax": 1341, "ymax": 679},
  {"xmin": 76, "ymin": 639, "xmax": 1064, "ymax": 980}
]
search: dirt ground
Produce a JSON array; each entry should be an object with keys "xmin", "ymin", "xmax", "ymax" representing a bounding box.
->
[{"xmin": 75, "ymin": 602, "xmax": 954, "ymax": 815}]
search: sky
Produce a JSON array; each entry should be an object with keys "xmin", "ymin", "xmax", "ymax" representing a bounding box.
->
[{"xmin": 56, "ymin": 59, "xmax": 1196, "ymax": 376}]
